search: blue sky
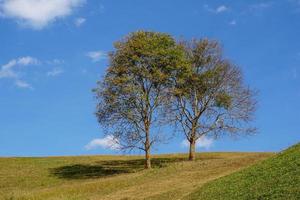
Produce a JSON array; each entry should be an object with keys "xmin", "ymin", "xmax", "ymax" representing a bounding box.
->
[{"xmin": 0, "ymin": 0, "xmax": 300, "ymax": 156}]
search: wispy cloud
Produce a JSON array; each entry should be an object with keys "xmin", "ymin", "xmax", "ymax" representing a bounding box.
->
[
  {"xmin": 229, "ymin": 20, "xmax": 237, "ymax": 26},
  {"xmin": 0, "ymin": 0, "xmax": 85, "ymax": 29},
  {"xmin": 47, "ymin": 68, "xmax": 64, "ymax": 77},
  {"xmin": 0, "ymin": 57, "xmax": 64, "ymax": 89},
  {"xmin": 247, "ymin": 2, "xmax": 273, "ymax": 14},
  {"xmin": 15, "ymin": 79, "xmax": 32, "ymax": 89},
  {"xmin": 16, "ymin": 56, "xmax": 39, "ymax": 66},
  {"xmin": 216, "ymin": 5, "xmax": 228, "ymax": 13},
  {"xmin": 46, "ymin": 59, "xmax": 64, "ymax": 65},
  {"xmin": 85, "ymin": 135, "xmax": 120, "ymax": 150},
  {"xmin": 238, "ymin": 2, "xmax": 273, "ymax": 17},
  {"xmin": 86, "ymin": 51, "xmax": 107, "ymax": 62},
  {"xmin": 180, "ymin": 136, "xmax": 214, "ymax": 150},
  {"xmin": 74, "ymin": 17, "xmax": 86, "ymax": 27},
  {"xmin": 0, "ymin": 56, "xmax": 39, "ymax": 89},
  {"xmin": 89, "ymin": 4, "xmax": 105, "ymax": 16},
  {"xmin": 204, "ymin": 4, "xmax": 229, "ymax": 14},
  {"xmin": 0, "ymin": 62, "xmax": 18, "ymax": 79},
  {"xmin": 250, "ymin": 2, "xmax": 272, "ymax": 10},
  {"xmin": 0, "ymin": 56, "xmax": 39, "ymax": 78}
]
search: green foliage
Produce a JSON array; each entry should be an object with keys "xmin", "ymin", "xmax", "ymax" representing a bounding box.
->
[
  {"xmin": 186, "ymin": 143, "xmax": 300, "ymax": 200},
  {"xmin": 215, "ymin": 93, "xmax": 232, "ymax": 109},
  {"xmin": 108, "ymin": 31, "xmax": 188, "ymax": 88},
  {"xmin": 173, "ymin": 39, "xmax": 256, "ymax": 160},
  {"xmin": 94, "ymin": 31, "xmax": 189, "ymax": 168},
  {"xmin": 96, "ymin": 30, "xmax": 187, "ymax": 125}
]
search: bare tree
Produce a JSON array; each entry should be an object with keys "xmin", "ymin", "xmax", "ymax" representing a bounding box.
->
[
  {"xmin": 173, "ymin": 39, "xmax": 257, "ymax": 161},
  {"xmin": 94, "ymin": 31, "xmax": 187, "ymax": 169}
]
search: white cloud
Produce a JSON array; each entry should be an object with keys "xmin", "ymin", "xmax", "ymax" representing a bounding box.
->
[
  {"xmin": 47, "ymin": 68, "xmax": 64, "ymax": 76},
  {"xmin": 86, "ymin": 51, "xmax": 107, "ymax": 62},
  {"xmin": 18, "ymin": 56, "xmax": 39, "ymax": 65},
  {"xmin": 0, "ymin": 56, "xmax": 39, "ymax": 89},
  {"xmin": 15, "ymin": 79, "xmax": 32, "ymax": 89},
  {"xmin": 229, "ymin": 20, "xmax": 237, "ymax": 26},
  {"xmin": 216, "ymin": 5, "xmax": 228, "ymax": 13},
  {"xmin": 0, "ymin": 63, "xmax": 17, "ymax": 78},
  {"xmin": 204, "ymin": 4, "xmax": 229, "ymax": 14},
  {"xmin": 74, "ymin": 17, "xmax": 85, "ymax": 27},
  {"xmin": 181, "ymin": 136, "xmax": 214, "ymax": 150},
  {"xmin": 0, "ymin": 56, "xmax": 39, "ymax": 79},
  {"xmin": 85, "ymin": 135, "xmax": 120, "ymax": 150},
  {"xmin": 3, "ymin": 56, "xmax": 39, "ymax": 69},
  {"xmin": 0, "ymin": 0, "xmax": 85, "ymax": 29}
]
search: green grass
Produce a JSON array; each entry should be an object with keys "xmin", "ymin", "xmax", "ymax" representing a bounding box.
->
[
  {"xmin": 186, "ymin": 143, "xmax": 300, "ymax": 200},
  {"xmin": 0, "ymin": 152, "xmax": 273, "ymax": 200}
]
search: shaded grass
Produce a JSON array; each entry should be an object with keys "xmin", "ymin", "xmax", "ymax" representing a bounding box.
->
[
  {"xmin": 185, "ymin": 143, "xmax": 300, "ymax": 200},
  {"xmin": 50, "ymin": 157, "xmax": 186, "ymax": 179},
  {"xmin": 0, "ymin": 152, "xmax": 273, "ymax": 200}
]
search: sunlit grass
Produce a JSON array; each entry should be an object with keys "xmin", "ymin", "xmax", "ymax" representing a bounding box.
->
[
  {"xmin": 0, "ymin": 152, "xmax": 273, "ymax": 200},
  {"xmin": 186, "ymin": 143, "xmax": 300, "ymax": 200}
]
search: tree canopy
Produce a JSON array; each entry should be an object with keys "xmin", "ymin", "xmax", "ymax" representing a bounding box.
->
[
  {"xmin": 94, "ymin": 31, "xmax": 187, "ymax": 168},
  {"xmin": 173, "ymin": 39, "xmax": 256, "ymax": 160},
  {"xmin": 94, "ymin": 31, "xmax": 257, "ymax": 165}
]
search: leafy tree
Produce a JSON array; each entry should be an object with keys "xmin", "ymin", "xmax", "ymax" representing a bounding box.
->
[
  {"xmin": 94, "ymin": 31, "xmax": 187, "ymax": 169},
  {"xmin": 173, "ymin": 39, "xmax": 257, "ymax": 161}
]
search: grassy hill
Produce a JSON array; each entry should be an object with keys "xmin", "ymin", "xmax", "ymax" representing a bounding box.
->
[
  {"xmin": 0, "ymin": 152, "xmax": 272, "ymax": 200},
  {"xmin": 186, "ymin": 143, "xmax": 300, "ymax": 200}
]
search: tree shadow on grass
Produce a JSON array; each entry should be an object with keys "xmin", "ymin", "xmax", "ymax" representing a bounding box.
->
[{"xmin": 50, "ymin": 157, "xmax": 186, "ymax": 180}]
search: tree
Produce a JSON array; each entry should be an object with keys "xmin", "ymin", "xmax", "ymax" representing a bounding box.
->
[
  {"xmin": 173, "ymin": 39, "xmax": 256, "ymax": 161},
  {"xmin": 94, "ymin": 31, "xmax": 187, "ymax": 169}
]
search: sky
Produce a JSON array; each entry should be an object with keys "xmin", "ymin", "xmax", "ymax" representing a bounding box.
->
[{"xmin": 0, "ymin": 0, "xmax": 300, "ymax": 156}]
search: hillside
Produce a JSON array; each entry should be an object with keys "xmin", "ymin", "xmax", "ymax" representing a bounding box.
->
[
  {"xmin": 186, "ymin": 143, "xmax": 300, "ymax": 200},
  {"xmin": 0, "ymin": 152, "xmax": 272, "ymax": 200}
]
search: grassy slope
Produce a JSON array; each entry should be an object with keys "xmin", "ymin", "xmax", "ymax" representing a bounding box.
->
[
  {"xmin": 186, "ymin": 143, "xmax": 300, "ymax": 200},
  {"xmin": 0, "ymin": 152, "xmax": 272, "ymax": 200}
]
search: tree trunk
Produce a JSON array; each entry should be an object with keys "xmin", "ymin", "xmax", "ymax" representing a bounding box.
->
[
  {"xmin": 145, "ymin": 147, "xmax": 151, "ymax": 169},
  {"xmin": 189, "ymin": 137, "xmax": 196, "ymax": 161},
  {"xmin": 144, "ymin": 125, "xmax": 151, "ymax": 169}
]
